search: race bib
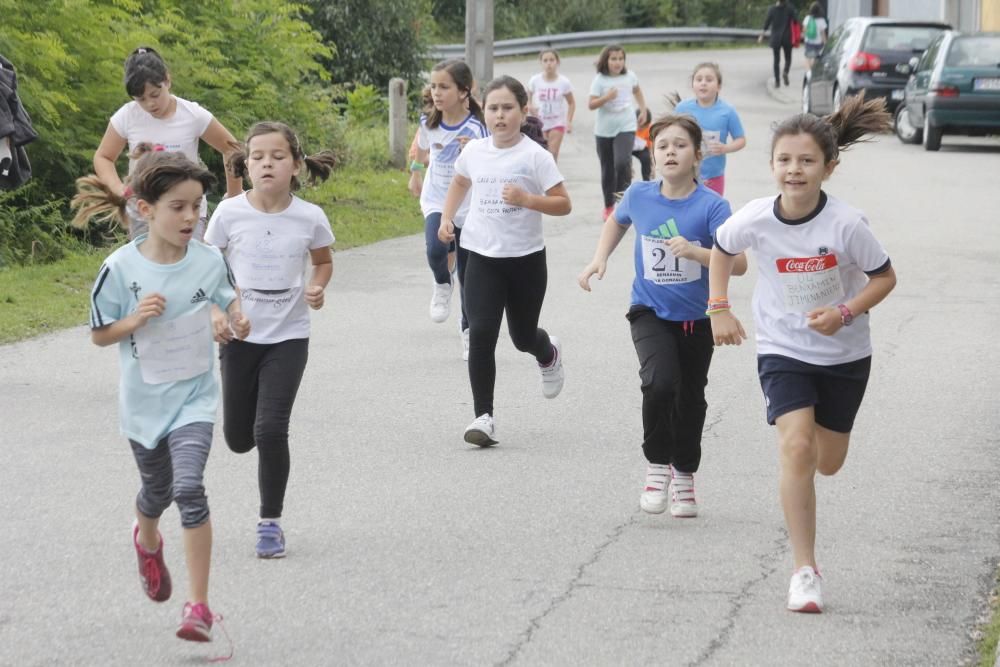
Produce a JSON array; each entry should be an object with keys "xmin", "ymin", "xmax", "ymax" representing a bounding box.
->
[
  {"xmin": 776, "ymin": 254, "xmax": 844, "ymax": 313},
  {"xmin": 609, "ymin": 84, "xmax": 632, "ymax": 112},
  {"xmin": 641, "ymin": 236, "xmax": 701, "ymax": 285},
  {"xmin": 702, "ymin": 130, "xmax": 721, "ymax": 155},
  {"xmin": 134, "ymin": 306, "xmax": 212, "ymax": 385},
  {"xmin": 234, "ymin": 232, "xmax": 303, "ymax": 290},
  {"xmin": 431, "ymin": 160, "xmax": 456, "ymax": 190}
]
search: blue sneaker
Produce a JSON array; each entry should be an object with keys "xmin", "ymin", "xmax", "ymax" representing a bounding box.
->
[{"xmin": 255, "ymin": 521, "xmax": 286, "ymax": 559}]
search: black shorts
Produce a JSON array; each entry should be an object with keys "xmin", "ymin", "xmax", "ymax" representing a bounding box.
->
[{"xmin": 757, "ymin": 354, "xmax": 872, "ymax": 433}]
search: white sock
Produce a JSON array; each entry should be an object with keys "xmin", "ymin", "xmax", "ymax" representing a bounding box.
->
[
  {"xmin": 259, "ymin": 517, "xmax": 280, "ymax": 526},
  {"xmin": 644, "ymin": 464, "xmax": 671, "ymax": 491}
]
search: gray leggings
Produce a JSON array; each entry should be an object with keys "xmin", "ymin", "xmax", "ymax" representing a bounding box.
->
[{"xmin": 129, "ymin": 422, "xmax": 213, "ymax": 529}]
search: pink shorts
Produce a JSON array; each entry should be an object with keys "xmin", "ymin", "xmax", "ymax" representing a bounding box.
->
[
  {"xmin": 544, "ymin": 126, "xmax": 566, "ymax": 135},
  {"xmin": 703, "ymin": 175, "xmax": 725, "ymax": 195}
]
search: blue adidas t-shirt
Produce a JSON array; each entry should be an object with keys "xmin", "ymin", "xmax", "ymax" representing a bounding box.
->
[
  {"xmin": 90, "ymin": 237, "xmax": 236, "ymax": 448},
  {"xmin": 675, "ymin": 97, "xmax": 745, "ymax": 180},
  {"xmin": 614, "ymin": 181, "xmax": 732, "ymax": 321}
]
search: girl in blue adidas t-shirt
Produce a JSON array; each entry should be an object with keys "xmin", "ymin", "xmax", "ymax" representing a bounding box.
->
[{"xmin": 578, "ymin": 114, "xmax": 746, "ymax": 519}]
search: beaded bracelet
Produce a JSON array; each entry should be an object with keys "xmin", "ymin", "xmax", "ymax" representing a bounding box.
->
[{"xmin": 705, "ymin": 304, "xmax": 731, "ymax": 316}]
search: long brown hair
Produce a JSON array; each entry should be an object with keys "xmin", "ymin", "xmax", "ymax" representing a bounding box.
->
[
  {"xmin": 227, "ymin": 121, "xmax": 336, "ymax": 190},
  {"xmin": 425, "ymin": 59, "xmax": 484, "ymax": 130},
  {"xmin": 71, "ymin": 145, "xmax": 214, "ymax": 230},
  {"xmin": 771, "ymin": 95, "xmax": 892, "ymax": 163},
  {"xmin": 595, "ymin": 45, "xmax": 627, "ymax": 76}
]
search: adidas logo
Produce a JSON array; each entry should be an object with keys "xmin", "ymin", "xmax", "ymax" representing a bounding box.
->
[
  {"xmin": 649, "ymin": 218, "xmax": 680, "ymax": 239},
  {"xmin": 190, "ymin": 288, "xmax": 207, "ymax": 304}
]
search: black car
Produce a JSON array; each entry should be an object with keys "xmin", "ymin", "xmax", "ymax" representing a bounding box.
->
[
  {"xmin": 802, "ymin": 17, "xmax": 950, "ymax": 115},
  {"xmin": 895, "ymin": 31, "xmax": 1000, "ymax": 150}
]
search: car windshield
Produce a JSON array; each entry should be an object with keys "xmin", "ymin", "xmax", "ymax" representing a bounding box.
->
[
  {"xmin": 862, "ymin": 25, "xmax": 947, "ymax": 52},
  {"xmin": 946, "ymin": 36, "xmax": 1000, "ymax": 66}
]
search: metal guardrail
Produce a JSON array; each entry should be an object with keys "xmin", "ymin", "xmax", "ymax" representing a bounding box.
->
[{"xmin": 429, "ymin": 27, "xmax": 762, "ymax": 60}]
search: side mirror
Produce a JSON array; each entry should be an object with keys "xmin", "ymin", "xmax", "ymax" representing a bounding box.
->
[{"xmin": 909, "ymin": 56, "xmax": 920, "ymax": 70}]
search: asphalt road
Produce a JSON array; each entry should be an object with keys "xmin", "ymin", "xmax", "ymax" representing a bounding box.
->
[{"xmin": 2, "ymin": 46, "xmax": 999, "ymax": 666}]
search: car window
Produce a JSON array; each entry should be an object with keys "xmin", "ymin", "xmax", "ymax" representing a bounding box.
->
[
  {"xmin": 946, "ymin": 36, "xmax": 1000, "ymax": 66},
  {"xmin": 918, "ymin": 35, "xmax": 943, "ymax": 71},
  {"xmin": 862, "ymin": 25, "xmax": 947, "ymax": 52},
  {"xmin": 824, "ymin": 24, "xmax": 847, "ymax": 57}
]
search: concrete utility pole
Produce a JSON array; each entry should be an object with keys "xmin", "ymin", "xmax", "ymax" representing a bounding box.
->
[
  {"xmin": 387, "ymin": 78, "xmax": 408, "ymax": 169},
  {"xmin": 465, "ymin": 0, "xmax": 494, "ymax": 96}
]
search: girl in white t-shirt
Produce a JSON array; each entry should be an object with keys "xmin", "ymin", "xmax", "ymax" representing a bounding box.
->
[
  {"xmin": 527, "ymin": 49, "xmax": 576, "ymax": 162},
  {"xmin": 438, "ymin": 76, "xmax": 572, "ymax": 446},
  {"xmin": 205, "ymin": 122, "xmax": 335, "ymax": 559},
  {"xmin": 708, "ymin": 96, "xmax": 896, "ymax": 614},
  {"xmin": 93, "ymin": 47, "xmax": 244, "ymax": 240},
  {"xmin": 408, "ymin": 59, "xmax": 489, "ymax": 356}
]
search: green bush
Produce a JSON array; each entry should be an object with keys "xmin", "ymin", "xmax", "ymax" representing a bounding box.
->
[
  {"xmin": 343, "ymin": 85, "xmax": 388, "ymax": 128},
  {"xmin": 0, "ymin": 185, "xmax": 82, "ymax": 267}
]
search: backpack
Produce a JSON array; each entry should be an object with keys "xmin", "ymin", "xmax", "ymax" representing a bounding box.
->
[{"xmin": 804, "ymin": 15, "xmax": 818, "ymax": 41}]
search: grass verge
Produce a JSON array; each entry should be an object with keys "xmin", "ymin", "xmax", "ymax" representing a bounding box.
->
[{"xmin": 977, "ymin": 570, "xmax": 1000, "ymax": 667}]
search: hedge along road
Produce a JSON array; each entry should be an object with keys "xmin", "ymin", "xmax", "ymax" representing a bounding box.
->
[{"xmin": 1, "ymin": 46, "xmax": 999, "ymax": 666}]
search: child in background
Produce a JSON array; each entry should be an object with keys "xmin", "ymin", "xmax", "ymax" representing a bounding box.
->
[
  {"xmin": 92, "ymin": 47, "xmax": 243, "ymax": 239},
  {"xmin": 527, "ymin": 49, "xmax": 575, "ymax": 162},
  {"xmin": 803, "ymin": 2, "xmax": 829, "ymax": 69},
  {"xmin": 631, "ymin": 109, "xmax": 652, "ymax": 181},
  {"xmin": 675, "ymin": 63, "xmax": 746, "ymax": 196},
  {"xmin": 708, "ymin": 97, "xmax": 896, "ymax": 613},
  {"xmin": 588, "ymin": 44, "xmax": 648, "ymax": 221},
  {"xmin": 438, "ymin": 75, "xmax": 572, "ymax": 446},
  {"xmin": 205, "ymin": 122, "xmax": 335, "ymax": 559},
  {"xmin": 578, "ymin": 114, "xmax": 746, "ymax": 517},
  {"xmin": 76, "ymin": 148, "xmax": 249, "ymax": 643}
]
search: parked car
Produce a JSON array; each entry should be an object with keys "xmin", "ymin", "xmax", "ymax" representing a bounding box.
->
[
  {"xmin": 802, "ymin": 17, "xmax": 950, "ymax": 115},
  {"xmin": 894, "ymin": 31, "xmax": 1000, "ymax": 150}
]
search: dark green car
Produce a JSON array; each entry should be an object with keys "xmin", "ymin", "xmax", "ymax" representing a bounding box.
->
[{"xmin": 894, "ymin": 31, "xmax": 1000, "ymax": 151}]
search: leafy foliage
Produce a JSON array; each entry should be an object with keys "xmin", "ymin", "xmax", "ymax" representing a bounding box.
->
[{"xmin": 0, "ymin": 185, "xmax": 82, "ymax": 267}]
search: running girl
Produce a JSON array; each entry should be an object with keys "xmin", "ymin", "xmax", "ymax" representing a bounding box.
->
[
  {"xmin": 408, "ymin": 59, "xmax": 488, "ymax": 357},
  {"xmin": 578, "ymin": 114, "xmax": 746, "ymax": 517},
  {"xmin": 77, "ymin": 148, "xmax": 249, "ymax": 642},
  {"xmin": 92, "ymin": 47, "xmax": 244, "ymax": 239},
  {"xmin": 527, "ymin": 49, "xmax": 576, "ymax": 162},
  {"xmin": 708, "ymin": 96, "xmax": 896, "ymax": 613},
  {"xmin": 438, "ymin": 75, "xmax": 572, "ymax": 446},
  {"xmin": 204, "ymin": 122, "xmax": 335, "ymax": 559},
  {"xmin": 588, "ymin": 45, "xmax": 648, "ymax": 221},
  {"xmin": 674, "ymin": 63, "xmax": 746, "ymax": 196}
]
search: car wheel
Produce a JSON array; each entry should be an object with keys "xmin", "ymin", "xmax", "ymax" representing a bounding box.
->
[
  {"xmin": 894, "ymin": 106, "xmax": 922, "ymax": 144},
  {"xmin": 833, "ymin": 85, "xmax": 843, "ymax": 113},
  {"xmin": 923, "ymin": 114, "xmax": 942, "ymax": 151},
  {"xmin": 802, "ymin": 78, "xmax": 812, "ymax": 114}
]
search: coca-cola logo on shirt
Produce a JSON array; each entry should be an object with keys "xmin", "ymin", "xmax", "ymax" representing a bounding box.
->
[{"xmin": 776, "ymin": 255, "xmax": 839, "ymax": 273}]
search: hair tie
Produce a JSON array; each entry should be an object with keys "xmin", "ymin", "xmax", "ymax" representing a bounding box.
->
[
  {"xmin": 137, "ymin": 48, "xmax": 147, "ymax": 54},
  {"xmin": 153, "ymin": 144, "xmax": 166, "ymax": 152}
]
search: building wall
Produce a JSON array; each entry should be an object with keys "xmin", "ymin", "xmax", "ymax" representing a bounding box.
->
[
  {"xmin": 828, "ymin": 0, "xmax": 988, "ymax": 29},
  {"xmin": 982, "ymin": 0, "xmax": 1000, "ymax": 29}
]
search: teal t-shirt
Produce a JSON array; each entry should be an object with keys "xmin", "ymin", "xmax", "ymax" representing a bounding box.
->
[
  {"xmin": 589, "ymin": 71, "xmax": 639, "ymax": 138},
  {"xmin": 89, "ymin": 236, "xmax": 236, "ymax": 448}
]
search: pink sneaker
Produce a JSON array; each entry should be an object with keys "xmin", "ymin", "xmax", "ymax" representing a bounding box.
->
[
  {"xmin": 176, "ymin": 601, "xmax": 214, "ymax": 642},
  {"xmin": 133, "ymin": 523, "xmax": 171, "ymax": 602}
]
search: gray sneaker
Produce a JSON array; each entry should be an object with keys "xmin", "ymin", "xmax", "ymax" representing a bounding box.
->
[
  {"xmin": 255, "ymin": 521, "xmax": 286, "ymax": 559},
  {"xmin": 539, "ymin": 336, "xmax": 564, "ymax": 399}
]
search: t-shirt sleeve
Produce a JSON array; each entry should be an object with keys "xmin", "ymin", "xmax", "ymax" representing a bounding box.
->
[
  {"xmin": 845, "ymin": 215, "xmax": 890, "ymax": 273},
  {"xmin": 728, "ymin": 107, "xmax": 746, "ymax": 140},
  {"xmin": 210, "ymin": 251, "xmax": 237, "ymax": 310},
  {"xmin": 311, "ymin": 207, "xmax": 335, "ymax": 248},
  {"xmin": 417, "ymin": 118, "xmax": 430, "ymax": 151},
  {"xmin": 535, "ymin": 147, "xmax": 564, "ymax": 193},
  {"xmin": 706, "ymin": 197, "xmax": 734, "ymax": 240},
  {"xmin": 614, "ymin": 185, "xmax": 633, "ymax": 226},
  {"xmin": 203, "ymin": 203, "xmax": 229, "ymax": 248},
  {"xmin": 630, "ymin": 71, "xmax": 640, "ymax": 89},
  {"xmin": 714, "ymin": 208, "xmax": 751, "ymax": 255},
  {"xmin": 108, "ymin": 105, "xmax": 130, "ymax": 140},
  {"xmin": 90, "ymin": 262, "xmax": 124, "ymax": 329},
  {"xmin": 188, "ymin": 101, "xmax": 214, "ymax": 136},
  {"xmin": 561, "ymin": 76, "xmax": 574, "ymax": 95},
  {"xmin": 589, "ymin": 76, "xmax": 602, "ymax": 97},
  {"xmin": 454, "ymin": 142, "xmax": 471, "ymax": 179}
]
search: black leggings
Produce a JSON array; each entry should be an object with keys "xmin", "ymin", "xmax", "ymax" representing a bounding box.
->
[
  {"xmin": 772, "ymin": 43, "xmax": 792, "ymax": 84},
  {"xmin": 596, "ymin": 132, "xmax": 635, "ymax": 207},
  {"xmin": 632, "ymin": 146, "xmax": 652, "ymax": 181},
  {"xmin": 627, "ymin": 308, "xmax": 714, "ymax": 473},
  {"xmin": 219, "ymin": 337, "xmax": 309, "ymax": 519},
  {"xmin": 464, "ymin": 249, "xmax": 554, "ymax": 417}
]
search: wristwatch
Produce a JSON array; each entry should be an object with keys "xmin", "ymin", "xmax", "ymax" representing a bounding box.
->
[{"xmin": 837, "ymin": 304, "xmax": 854, "ymax": 326}]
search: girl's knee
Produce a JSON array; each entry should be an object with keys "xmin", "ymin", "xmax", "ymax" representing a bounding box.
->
[
  {"xmin": 174, "ymin": 485, "xmax": 209, "ymax": 528},
  {"xmin": 779, "ymin": 432, "xmax": 817, "ymax": 470}
]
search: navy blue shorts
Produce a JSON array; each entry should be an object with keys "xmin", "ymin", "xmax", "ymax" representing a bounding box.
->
[{"xmin": 757, "ymin": 354, "xmax": 872, "ymax": 433}]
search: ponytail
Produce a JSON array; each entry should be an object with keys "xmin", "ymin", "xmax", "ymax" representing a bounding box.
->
[
  {"xmin": 771, "ymin": 94, "xmax": 891, "ymax": 163},
  {"xmin": 302, "ymin": 151, "xmax": 337, "ymax": 185},
  {"xmin": 71, "ymin": 177, "xmax": 128, "ymax": 230},
  {"xmin": 520, "ymin": 115, "xmax": 548, "ymax": 149},
  {"xmin": 231, "ymin": 121, "xmax": 337, "ymax": 190}
]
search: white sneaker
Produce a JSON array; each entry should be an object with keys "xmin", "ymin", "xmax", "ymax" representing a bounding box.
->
[
  {"xmin": 461, "ymin": 328, "xmax": 470, "ymax": 361},
  {"xmin": 464, "ymin": 413, "xmax": 497, "ymax": 447},
  {"xmin": 787, "ymin": 566, "xmax": 824, "ymax": 613},
  {"xmin": 639, "ymin": 464, "xmax": 671, "ymax": 514},
  {"xmin": 669, "ymin": 473, "xmax": 698, "ymax": 518},
  {"xmin": 539, "ymin": 336, "xmax": 564, "ymax": 399},
  {"xmin": 429, "ymin": 281, "xmax": 452, "ymax": 323},
  {"xmin": 640, "ymin": 488, "xmax": 668, "ymax": 514}
]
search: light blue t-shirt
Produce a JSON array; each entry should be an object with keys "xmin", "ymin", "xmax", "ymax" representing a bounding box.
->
[
  {"xmin": 90, "ymin": 237, "xmax": 236, "ymax": 448},
  {"xmin": 614, "ymin": 181, "xmax": 732, "ymax": 321},
  {"xmin": 589, "ymin": 71, "xmax": 639, "ymax": 138},
  {"xmin": 674, "ymin": 97, "xmax": 745, "ymax": 180}
]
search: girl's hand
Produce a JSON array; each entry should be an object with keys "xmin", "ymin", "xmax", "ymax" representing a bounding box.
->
[
  {"xmin": 438, "ymin": 218, "xmax": 456, "ymax": 243},
  {"xmin": 710, "ymin": 310, "xmax": 747, "ymax": 346},
  {"xmin": 408, "ymin": 171, "xmax": 423, "ymax": 198},
  {"xmin": 230, "ymin": 312, "xmax": 251, "ymax": 340},
  {"xmin": 501, "ymin": 184, "xmax": 528, "ymax": 207},
  {"xmin": 132, "ymin": 293, "xmax": 166, "ymax": 328},
  {"xmin": 666, "ymin": 236, "xmax": 697, "ymax": 260},
  {"xmin": 305, "ymin": 285, "xmax": 325, "ymax": 310},
  {"xmin": 706, "ymin": 139, "xmax": 725, "ymax": 156},
  {"xmin": 527, "ymin": 105, "xmax": 539, "ymax": 116},
  {"xmin": 566, "ymin": 120, "xmax": 573, "ymax": 134},
  {"xmin": 211, "ymin": 306, "xmax": 234, "ymax": 343},
  {"xmin": 605, "ymin": 87, "xmax": 619, "ymax": 103},
  {"xmin": 806, "ymin": 306, "xmax": 842, "ymax": 336},
  {"xmin": 577, "ymin": 260, "xmax": 607, "ymax": 291}
]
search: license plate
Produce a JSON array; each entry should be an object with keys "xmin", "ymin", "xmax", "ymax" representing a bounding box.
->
[
  {"xmin": 974, "ymin": 77, "xmax": 1000, "ymax": 91},
  {"xmin": 891, "ymin": 89, "xmax": 905, "ymax": 100}
]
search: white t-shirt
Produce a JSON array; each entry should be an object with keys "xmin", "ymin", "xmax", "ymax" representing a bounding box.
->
[
  {"xmin": 110, "ymin": 96, "xmax": 215, "ymax": 217},
  {"xmin": 454, "ymin": 136, "xmax": 564, "ymax": 258},
  {"xmin": 715, "ymin": 193, "xmax": 891, "ymax": 366},
  {"xmin": 418, "ymin": 113, "xmax": 489, "ymax": 220},
  {"xmin": 528, "ymin": 73, "xmax": 573, "ymax": 131},
  {"xmin": 205, "ymin": 194, "xmax": 334, "ymax": 344},
  {"xmin": 803, "ymin": 16, "xmax": 828, "ymax": 46}
]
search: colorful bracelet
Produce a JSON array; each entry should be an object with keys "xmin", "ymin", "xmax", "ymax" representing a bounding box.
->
[
  {"xmin": 707, "ymin": 296, "xmax": 730, "ymax": 306},
  {"xmin": 705, "ymin": 305, "xmax": 731, "ymax": 316},
  {"xmin": 409, "ymin": 161, "xmax": 426, "ymax": 173}
]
